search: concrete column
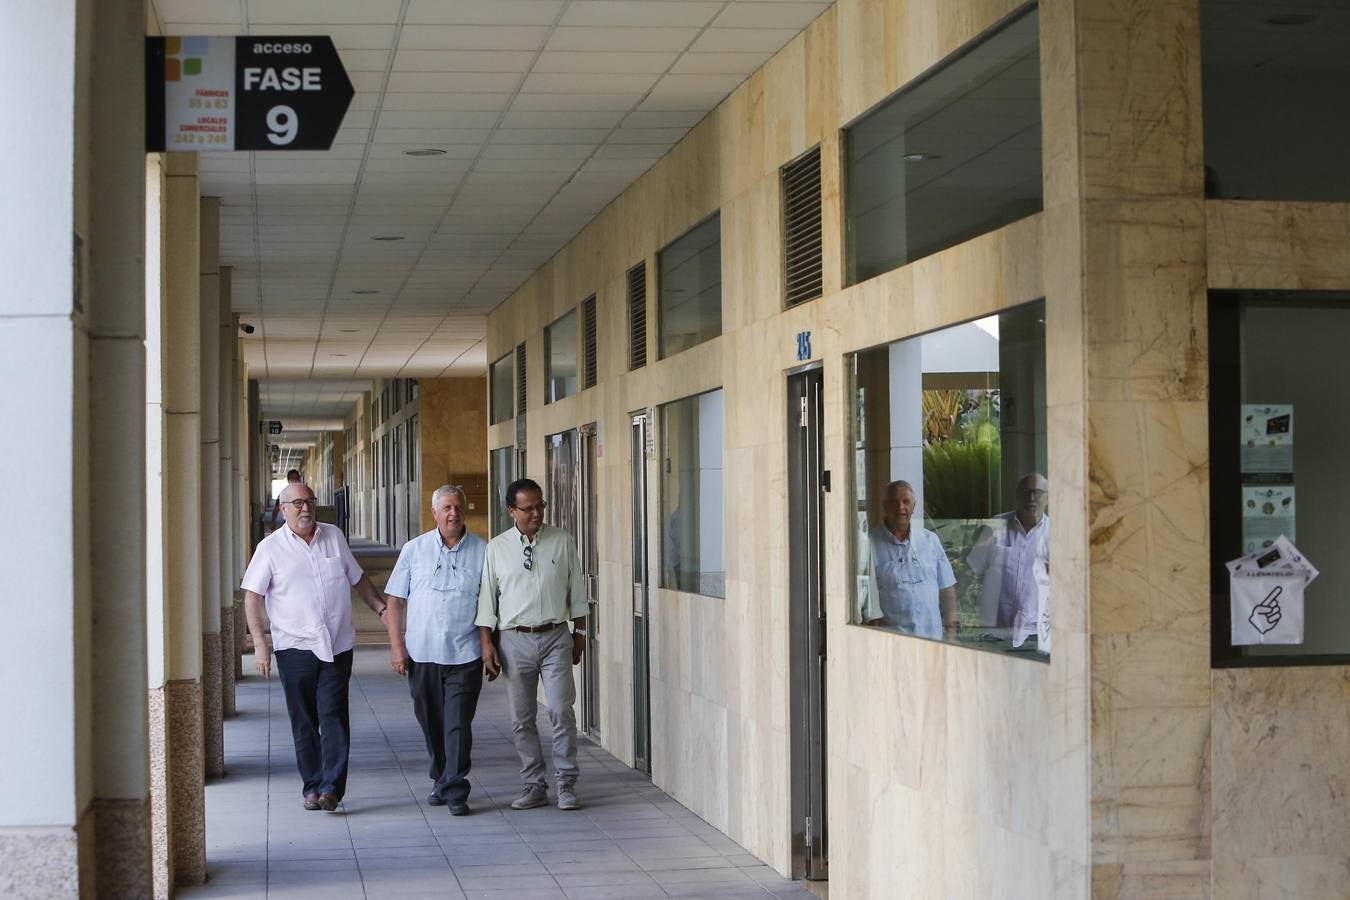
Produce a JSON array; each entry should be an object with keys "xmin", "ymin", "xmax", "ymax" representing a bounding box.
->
[
  {"xmin": 0, "ymin": 2, "xmax": 151, "ymax": 896},
  {"xmin": 164, "ymin": 153, "xmax": 206, "ymax": 886},
  {"xmin": 199, "ymin": 197, "xmax": 225, "ymax": 779},
  {"xmin": 235, "ymin": 340, "xmax": 249, "ymax": 678},
  {"xmin": 144, "ymin": 152, "xmax": 175, "ymax": 900},
  {"xmin": 219, "ymin": 268, "xmax": 237, "ymax": 719},
  {"xmin": 87, "ymin": 2, "xmax": 152, "ymax": 895},
  {"xmin": 0, "ymin": 0, "xmax": 88, "ymax": 889}
]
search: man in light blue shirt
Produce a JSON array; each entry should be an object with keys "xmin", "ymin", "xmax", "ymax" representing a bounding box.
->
[
  {"xmin": 859, "ymin": 480, "xmax": 957, "ymax": 639},
  {"xmin": 384, "ymin": 484, "xmax": 487, "ymax": 816}
]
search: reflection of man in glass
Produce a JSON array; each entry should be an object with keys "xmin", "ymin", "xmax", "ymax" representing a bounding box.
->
[
  {"xmin": 860, "ymin": 480, "xmax": 957, "ymax": 638},
  {"xmin": 969, "ymin": 473, "xmax": 1049, "ymax": 648}
]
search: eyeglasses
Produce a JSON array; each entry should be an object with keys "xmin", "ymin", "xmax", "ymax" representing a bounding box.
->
[
  {"xmin": 286, "ymin": 498, "xmax": 317, "ymax": 509},
  {"xmin": 512, "ymin": 502, "xmax": 547, "ymax": 516},
  {"xmin": 523, "ymin": 544, "xmax": 533, "ymax": 571}
]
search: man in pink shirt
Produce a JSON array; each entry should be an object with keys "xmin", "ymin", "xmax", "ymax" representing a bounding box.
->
[{"xmin": 241, "ymin": 482, "xmax": 386, "ymax": 811}]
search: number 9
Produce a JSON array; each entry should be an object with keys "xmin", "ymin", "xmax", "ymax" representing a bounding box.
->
[{"xmin": 266, "ymin": 105, "xmax": 298, "ymax": 146}]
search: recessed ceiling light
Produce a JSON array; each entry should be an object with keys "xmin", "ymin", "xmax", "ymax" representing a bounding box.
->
[
  {"xmin": 339, "ymin": 328, "xmax": 359, "ymax": 333},
  {"xmin": 370, "ymin": 234, "xmax": 405, "ymax": 241},
  {"xmin": 903, "ymin": 152, "xmax": 942, "ymax": 162},
  {"xmin": 403, "ymin": 148, "xmax": 447, "ymax": 157},
  {"xmin": 1266, "ymin": 13, "xmax": 1315, "ymax": 25},
  {"xmin": 329, "ymin": 353, "xmax": 348, "ymax": 357},
  {"xmin": 352, "ymin": 289, "xmax": 380, "ymax": 295}
]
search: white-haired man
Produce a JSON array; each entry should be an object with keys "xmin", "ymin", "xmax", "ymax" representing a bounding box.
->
[
  {"xmin": 241, "ymin": 482, "xmax": 387, "ymax": 811},
  {"xmin": 383, "ymin": 485, "xmax": 488, "ymax": 816}
]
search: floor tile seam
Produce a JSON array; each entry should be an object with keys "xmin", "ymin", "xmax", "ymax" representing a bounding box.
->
[{"xmin": 349, "ymin": 668, "xmax": 465, "ymax": 898}]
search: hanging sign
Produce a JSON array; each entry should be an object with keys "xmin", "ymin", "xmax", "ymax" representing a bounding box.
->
[
  {"xmin": 1226, "ymin": 535, "xmax": 1317, "ymax": 646},
  {"xmin": 146, "ymin": 36, "xmax": 353, "ymax": 152}
]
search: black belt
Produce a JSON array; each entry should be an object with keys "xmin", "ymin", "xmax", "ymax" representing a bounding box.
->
[{"xmin": 511, "ymin": 621, "xmax": 564, "ymax": 633}]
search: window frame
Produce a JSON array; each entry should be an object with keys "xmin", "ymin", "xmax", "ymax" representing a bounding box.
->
[
  {"xmin": 544, "ymin": 307, "xmax": 580, "ymax": 405},
  {"xmin": 656, "ymin": 211, "xmax": 723, "ymax": 360},
  {"xmin": 844, "ymin": 298, "xmax": 1050, "ymax": 662},
  {"xmin": 658, "ymin": 386, "xmax": 727, "ymax": 599},
  {"xmin": 489, "ymin": 352, "xmax": 513, "ymax": 425},
  {"xmin": 1208, "ymin": 289, "xmax": 1350, "ymax": 668}
]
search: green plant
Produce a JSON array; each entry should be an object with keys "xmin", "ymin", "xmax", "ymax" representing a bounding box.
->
[{"xmin": 923, "ymin": 440, "xmax": 1000, "ymax": 519}]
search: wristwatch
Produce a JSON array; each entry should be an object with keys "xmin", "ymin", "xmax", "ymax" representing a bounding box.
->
[{"xmin": 378, "ymin": 605, "xmax": 389, "ymax": 618}]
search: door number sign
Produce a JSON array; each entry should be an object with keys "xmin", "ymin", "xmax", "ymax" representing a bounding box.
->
[{"xmin": 146, "ymin": 36, "xmax": 354, "ymax": 152}]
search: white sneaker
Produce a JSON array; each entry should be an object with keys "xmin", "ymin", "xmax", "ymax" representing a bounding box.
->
[{"xmin": 510, "ymin": 785, "xmax": 549, "ymax": 810}]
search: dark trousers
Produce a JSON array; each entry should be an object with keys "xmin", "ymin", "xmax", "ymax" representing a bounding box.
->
[
  {"xmin": 408, "ymin": 657, "xmax": 484, "ymax": 804},
  {"xmin": 275, "ymin": 648, "xmax": 353, "ymax": 799}
]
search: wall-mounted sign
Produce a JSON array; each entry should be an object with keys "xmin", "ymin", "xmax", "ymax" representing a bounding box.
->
[
  {"xmin": 1240, "ymin": 404, "xmax": 1293, "ymax": 474},
  {"xmin": 1227, "ymin": 535, "xmax": 1317, "ymax": 646},
  {"xmin": 795, "ymin": 330, "xmax": 813, "ymax": 361},
  {"xmin": 145, "ymin": 36, "xmax": 353, "ymax": 152},
  {"xmin": 268, "ymin": 420, "xmax": 283, "ymax": 435}
]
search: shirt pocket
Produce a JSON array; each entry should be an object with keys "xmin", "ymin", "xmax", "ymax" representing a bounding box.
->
[{"xmin": 319, "ymin": 557, "xmax": 349, "ymax": 590}]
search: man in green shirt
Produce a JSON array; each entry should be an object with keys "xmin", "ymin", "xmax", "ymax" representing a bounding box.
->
[{"xmin": 477, "ymin": 478, "xmax": 588, "ymax": 811}]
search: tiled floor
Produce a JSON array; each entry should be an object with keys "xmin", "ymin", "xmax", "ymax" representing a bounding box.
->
[{"xmin": 181, "ymin": 647, "xmax": 818, "ymax": 899}]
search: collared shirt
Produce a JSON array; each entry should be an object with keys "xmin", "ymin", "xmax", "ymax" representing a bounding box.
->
[
  {"xmin": 385, "ymin": 528, "xmax": 486, "ymax": 665},
  {"xmin": 476, "ymin": 523, "xmax": 587, "ymax": 630},
  {"xmin": 986, "ymin": 511, "xmax": 1049, "ymax": 648},
  {"xmin": 859, "ymin": 524, "xmax": 955, "ymax": 640},
  {"xmin": 240, "ymin": 522, "xmax": 363, "ymax": 662}
]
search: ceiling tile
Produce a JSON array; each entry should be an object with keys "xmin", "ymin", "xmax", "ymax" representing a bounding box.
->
[
  {"xmin": 712, "ymin": 2, "xmax": 829, "ymax": 29},
  {"xmin": 404, "ymin": 0, "xmax": 563, "ymax": 26},
  {"xmin": 533, "ymin": 51, "xmax": 679, "ymax": 74},
  {"xmin": 248, "ymin": 0, "xmax": 403, "ymax": 25},
  {"xmin": 397, "ymin": 25, "xmax": 548, "ymax": 51},
  {"xmin": 689, "ymin": 26, "xmax": 802, "ymax": 53},
  {"xmin": 560, "ymin": 2, "xmax": 722, "ymax": 28},
  {"xmin": 546, "ymin": 26, "xmax": 700, "ymax": 53}
]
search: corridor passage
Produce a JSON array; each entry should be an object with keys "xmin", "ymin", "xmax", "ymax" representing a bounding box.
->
[{"xmin": 182, "ymin": 647, "xmax": 816, "ymax": 900}]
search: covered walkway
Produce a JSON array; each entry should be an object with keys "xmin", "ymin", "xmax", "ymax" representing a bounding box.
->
[{"xmin": 182, "ymin": 648, "xmax": 816, "ymax": 900}]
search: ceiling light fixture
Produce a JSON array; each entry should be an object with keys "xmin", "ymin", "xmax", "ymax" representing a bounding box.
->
[
  {"xmin": 903, "ymin": 152, "xmax": 942, "ymax": 162},
  {"xmin": 403, "ymin": 148, "xmax": 447, "ymax": 157},
  {"xmin": 339, "ymin": 328, "xmax": 360, "ymax": 333},
  {"xmin": 329, "ymin": 353, "xmax": 348, "ymax": 357},
  {"xmin": 370, "ymin": 234, "xmax": 405, "ymax": 241},
  {"xmin": 351, "ymin": 289, "xmax": 380, "ymax": 295},
  {"xmin": 1266, "ymin": 13, "xmax": 1315, "ymax": 25}
]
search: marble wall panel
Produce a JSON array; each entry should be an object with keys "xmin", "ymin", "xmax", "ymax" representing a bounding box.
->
[{"xmin": 1206, "ymin": 201, "xmax": 1350, "ymax": 291}]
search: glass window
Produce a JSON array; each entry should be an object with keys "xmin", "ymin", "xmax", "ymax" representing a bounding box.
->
[
  {"xmin": 489, "ymin": 446, "xmax": 516, "ymax": 537},
  {"xmin": 660, "ymin": 389, "xmax": 725, "ymax": 598},
  {"xmin": 849, "ymin": 300, "xmax": 1048, "ymax": 659},
  {"xmin": 1210, "ymin": 292, "xmax": 1350, "ymax": 663},
  {"xmin": 1202, "ymin": 2, "xmax": 1350, "ymax": 201},
  {"xmin": 545, "ymin": 309, "xmax": 579, "ymax": 404},
  {"xmin": 845, "ymin": 5, "xmax": 1041, "ymax": 283},
  {"xmin": 658, "ymin": 214, "xmax": 722, "ymax": 358},
  {"xmin": 489, "ymin": 353, "xmax": 513, "ymax": 424}
]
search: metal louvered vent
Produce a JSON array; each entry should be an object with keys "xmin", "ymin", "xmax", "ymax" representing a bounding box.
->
[
  {"xmin": 627, "ymin": 263, "xmax": 647, "ymax": 370},
  {"xmin": 515, "ymin": 342, "xmax": 527, "ymax": 415},
  {"xmin": 782, "ymin": 146, "xmax": 823, "ymax": 308},
  {"xmin": 582, "ymin": 294, "xmax": 598, "ymax": 389}
]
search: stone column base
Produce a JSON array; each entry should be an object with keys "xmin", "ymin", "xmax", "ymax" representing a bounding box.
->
[
  {"xmin": 0, "ymin": 813, "xmax": 92, "ymax": 899},
  {"xmin": 221, "ymin": 607, "xmax": 237, "ymax": 719},
  {"xmin": 148, "ymin": 686, "xmax": 172, "ymax": 899},
  {"xmin": 167, "ymin": 678, "xmax": 205, "ymax": 886},
  {"xmin": 93, "ymin": 797, "xmax": 152, "ymax": 899},
  {"xmin": 202, "ymin": 632, "xmax": 224, "ymax": 778}
]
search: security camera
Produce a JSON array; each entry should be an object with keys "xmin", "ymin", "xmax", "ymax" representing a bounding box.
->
[{"xmin": 239, "ymin": 323, "xmax": 256, "ymax": 334}]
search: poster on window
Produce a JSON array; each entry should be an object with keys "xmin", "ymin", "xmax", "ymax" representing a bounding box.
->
[
  {"xmin": 1241, "ymin": 485, "xmax": 1296, "ymax": 553},
  {"xmin": 1240, "ymin": 404, "xmax": 1294, "ymax": 473},
  {"xmin": 1227, "ymin": 536, "xmax": 1317, "ymax": 645}
]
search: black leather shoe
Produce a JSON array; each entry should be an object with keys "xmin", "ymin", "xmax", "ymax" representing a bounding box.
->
[
  {"xmin": 318, "ymin": 792, "xmax": 339, "ymax": 812},
  {"xmin": 427, "ymin": 792, "xmax": 447, "ymax": 806},
  {"xmin": 449, "ymin": 802, "xmax": 470, "ymax": 816},
  {"xmin": 303, "ymin": 793, "xmax": 321, "ymax": 811}
]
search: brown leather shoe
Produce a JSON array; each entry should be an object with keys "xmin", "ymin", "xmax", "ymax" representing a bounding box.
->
[
  {"xmin": 303, "ymin": 793, "xmax": 321, "ymax": 811},
  {"xmin": 318, "ymin": 792, "xmax": 339, "ymax": 812}
]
